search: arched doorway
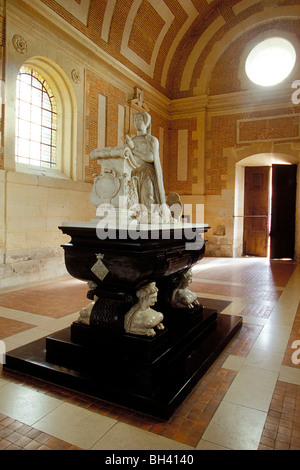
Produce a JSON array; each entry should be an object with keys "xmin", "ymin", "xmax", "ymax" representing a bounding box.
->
[{"xmin": 234, "ymin": 152, "xmax": 299, "ymax": 259}]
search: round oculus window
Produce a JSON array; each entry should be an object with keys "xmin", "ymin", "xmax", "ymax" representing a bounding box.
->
[{"xmin": 245, "ymin": 37, "xmax": 296, "ymax": 86}]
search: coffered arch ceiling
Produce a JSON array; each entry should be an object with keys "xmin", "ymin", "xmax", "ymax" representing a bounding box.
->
[{"xmin": 42, "ymin": 0, "xmax": 300, "ymax": 98}]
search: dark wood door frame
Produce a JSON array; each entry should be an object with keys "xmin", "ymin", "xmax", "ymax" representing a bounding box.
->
[
  {"xmin": 270, "ymin": 164, "xmax": 297, "ymax": 259},
  {"xmin": 243, "ymin": 164, "xmax": 298, "ymax": 259},
  {"xmin": 243, "ymin": 166, "xmax": 270, "ymax": 257}
]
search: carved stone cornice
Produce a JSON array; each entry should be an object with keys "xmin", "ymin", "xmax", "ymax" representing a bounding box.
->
[
  {"xmin": 169, "ymin": 95, "xmax": 208, "ymax": 119},
  {"xmin": 207, "ymin": 87, "xmax": 294, "ymax": 115},
  {"xmin": 169, "ymin": 87, "xmax": 295, "ymax": 120}
]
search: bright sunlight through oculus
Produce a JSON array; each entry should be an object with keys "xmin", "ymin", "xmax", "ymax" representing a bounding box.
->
[{"xmin": 245, "ymin": 37, "xmax": 296, "ymax": 87}]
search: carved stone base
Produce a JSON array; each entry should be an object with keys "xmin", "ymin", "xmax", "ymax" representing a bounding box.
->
[
  {"xmin": 3, "ymin": 224, "xmax": 243, "ymax": 419},
  {"xmin": 4, "ymin": 305, "xmax": 242, "ymax": 420},
  {"xmin": 89, "ymin": 296, "xmax": 132, "ymax": 336}
]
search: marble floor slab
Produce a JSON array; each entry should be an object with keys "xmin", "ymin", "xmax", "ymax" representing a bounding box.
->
[{"xmin": 0, "ymin": 257, "xmax": 299, "ymax": 450}]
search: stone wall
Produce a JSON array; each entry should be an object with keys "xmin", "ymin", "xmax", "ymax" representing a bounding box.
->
[
  {"xmin": 2, "ymin": 0, "xmax": 300, "ymax": 291},
  {"xmin": 0, "ymin": 170, "xmax": 94, "ymax": 288}
]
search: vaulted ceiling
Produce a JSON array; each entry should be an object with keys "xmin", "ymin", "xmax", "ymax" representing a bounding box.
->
[{"xmin": 40, "ymin": 0, "xmax": 300, "ymax": 98}]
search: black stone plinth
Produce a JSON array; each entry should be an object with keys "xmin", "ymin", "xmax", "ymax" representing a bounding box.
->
[
  {"xmin": 58, "ymin": 224, "xmax": 209, "ymax": 337},
  {"xmin": 4, "ymin": 224, "xmax": 243, "ymax": 420},
  {"xmin": 4, "ymin": 308, "xmax": 242, "ymax": 420},
  {"xmin": 58, "ymin": 224, "xmax": 207, "ymax": 298}
]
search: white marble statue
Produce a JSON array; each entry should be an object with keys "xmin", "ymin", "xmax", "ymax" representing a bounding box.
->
[
  {"xmin": 90, "ymin": 111, "xmax": 172, "ymax": 223},
  {"xmin": 166, "ymin": 192, "xmax": 183, "ymax": 222},
  {"xmin": 77, "ymin": 300, "xmax": 95, "ymax": 325},
  {"xmin": 90, "ymin": 145, "xmax": 138, "ymax": 211},
  {"xmin": 171, "ymin": 269, "xmax": 199, "ymax": 309},
  {"xmin": 77, "ymin": 282, "xmax": 98, "ymax": 325},
  {"xmin": 124, "ymin": 282, "xmax": 164, "ymax": 337},
  {"xmin": 125, "ymin": 112, "xmax": 166, "ymax": 207}
]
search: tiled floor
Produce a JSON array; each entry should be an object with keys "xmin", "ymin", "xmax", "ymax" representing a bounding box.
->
[{"xmin": 0, "ymin": 257, "xmax": 299, "ymax": 450}]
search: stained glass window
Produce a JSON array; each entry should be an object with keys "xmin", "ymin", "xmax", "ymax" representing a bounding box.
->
[{"xmin": 15, "ymin": 66, "xmax": 57, "ymax": 168}]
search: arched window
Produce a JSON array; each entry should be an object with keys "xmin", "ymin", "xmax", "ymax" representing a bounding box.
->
[{"xmin": 15, "ymin": 66, "xmax": 57, "ymax": 168}]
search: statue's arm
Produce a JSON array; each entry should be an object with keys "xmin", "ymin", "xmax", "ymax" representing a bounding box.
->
[
  {"xmin": 90, "ymin": 146, "xmax": 129, "ymax": 160},
  {"xmin": 125, "ymin": 135, "xmax": 135, "ymax": 150},
  {"xmin": 129, "ymin": 135, "xmax": 158, "ymax": 163},
  {"xmin": 90, "ymin": 149, "xmax": 104, "ymax": 160}
]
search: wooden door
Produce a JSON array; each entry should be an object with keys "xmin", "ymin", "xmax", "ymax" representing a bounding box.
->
[
  {"xmin": 270, "ymin": 164, "xmax": 297, "ymax": 259},
  {"xmin": 243, "ymin": 166, "xmax": 270, "ymax": 257}
]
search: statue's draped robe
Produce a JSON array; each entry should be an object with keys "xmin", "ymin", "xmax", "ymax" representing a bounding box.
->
[{"xmin": 131, "ymin": 133, "xmax": 166, "ymax": 211}]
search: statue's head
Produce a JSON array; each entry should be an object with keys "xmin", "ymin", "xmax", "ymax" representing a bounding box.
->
[
  {"xmin": 137, "ymin": 282, "xmax": 158, "ymax": 306},
  {"xmin": 183, "ymin": 269, "xmax": 193, "ymax": 286},
  {"xmin": 133, "ymin": 112, "xmax": 151, "ymax": 133}
]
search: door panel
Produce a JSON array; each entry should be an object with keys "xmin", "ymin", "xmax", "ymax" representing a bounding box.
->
[
  {"xmin": 270, "ymin": 164, "xmax": 297, "ymax": 259},
  {"xmin": 243, "ymin": 166, "xmax": 270, "ymax": 257}
]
